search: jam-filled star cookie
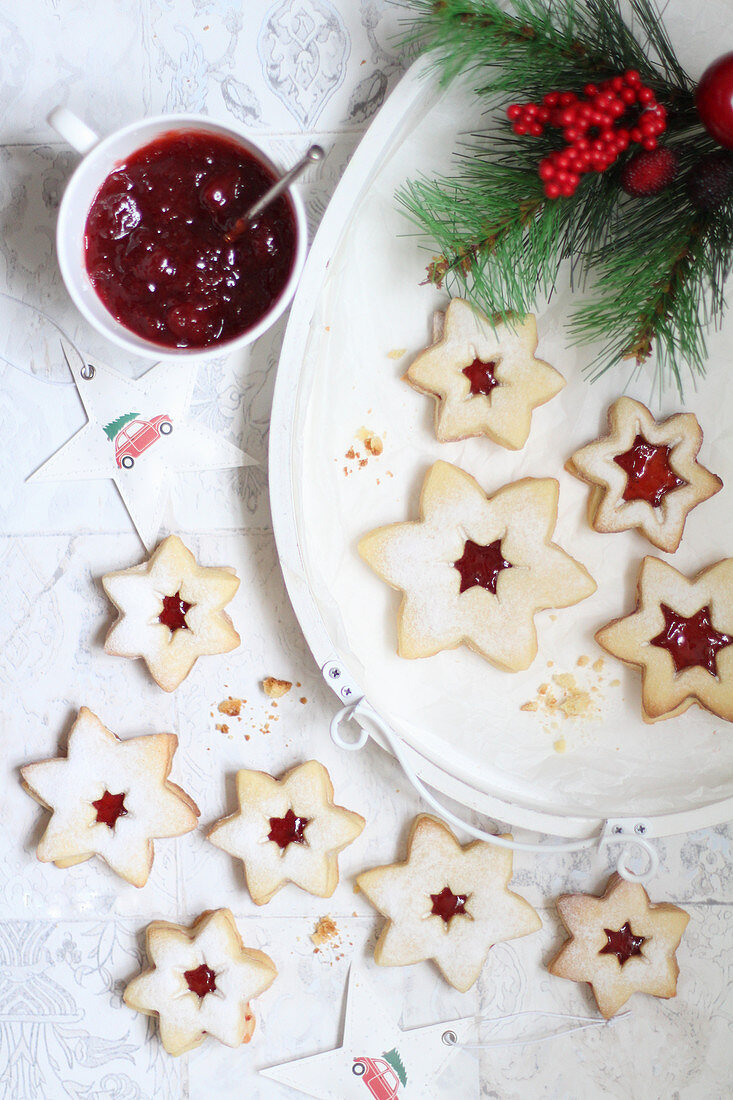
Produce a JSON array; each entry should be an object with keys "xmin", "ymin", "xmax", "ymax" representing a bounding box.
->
[
  {"xmin": 566, "ymin": 397, "xmax": 722, "ymax": 552},
  {"xmin": 124, "ymin": 908, "xmax": 277, "ymax": 1055},
  {"xmin": 20, "ymin": 707, "xmax": 199, "ymax": 887},
  {"xmin": 359, "ymin": 460, "xmax": 596, "ymax": 670},
  {"xmin": 549, "ymin": 873, "xmax": 689, "ymax": 1018},
  {"xmin": 208, "ymin": 761, "xmax": 365, "ymax": 905},
  {"xmin": 596, "ymin": 555, "xmax": 733, "ymax": 722},
  {"xmin": 102, "ymin": 534, "xmax": 240, "ymax": 692},
  {"xmin": 356, "ymin": 814, "xmax": 541, "ymax": 992},
  {"xmin": 405, "ymin": 298, "xmax": 565, "ymax": 448}
]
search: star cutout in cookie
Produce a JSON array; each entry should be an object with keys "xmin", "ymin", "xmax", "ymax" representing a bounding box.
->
[
  {"xmin": 567, "ymin": 396, "xmax": 722, "ymax": 552},
  {"xmin": 595, "ymin": 555, "xmax": 733, "ymax": 722},
  {"xmin": 404, "ymin": 298, "xmax": 565, "ymax": 448},
  {"xmin": 102, "ymin": 533, "xmax": 240, "ymax": 692},
  {"xmin": 356, "ymin": 814, "xmax": 542, "ymax": 992},
  {"xmin": 208, "ymin": 761, "xmax": 365, "ymax": 904},
  {"xmin": 20, "ymin": 707, "xmax": 199, "ymax": 887},
  {"xmin": 358, "ymin": 460, "xmax": 596, "ymax": 670},
  {"xmin": 549, "ymin": 873, "xmax": 689, "ymax": 1018},
  {"xmin": 124, "ymin": 908, "xmax": 277, "ymax": 1055}
]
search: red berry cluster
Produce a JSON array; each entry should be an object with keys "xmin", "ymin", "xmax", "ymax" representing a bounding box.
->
[{"xmin": 506, "ymin": 71, "xmax": 667, "ymax": 199}]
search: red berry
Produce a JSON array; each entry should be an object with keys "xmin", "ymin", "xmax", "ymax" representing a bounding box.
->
[
  {"xmin": 513, "ymin": 122, "xmax": 528, "ymax": 135},
  {"xmin": 624, "ymin": 70, "xmax": 642, "ymax": 87},
  {"xmin": 537, "ymin": 106, "xmax": 551, "ymax": 123},
  {"xmin": 525, "ymin": 103, "xmax": 538, "ymax": 116},
  {"xmin": 544, "ymin": 182, "xmax": 561, "ymax": 199},
  {"xmin": 584, "ymin": 84, "xmax": 599, "ymax": 97},
  {"xmin": 507, "ymin": 105, "xmax": 522, "ymax": 121},
  {"xmin": 620, "ymin": 146, "xmax": 679, "ymax": 196},
  {"xmin": 620, "ymin": 87, "xmax": 637, "ymax": 105},
  {"xmin": 630, "ymin": 127, "xmax": 643, "ymax": 143},
  {"xmin": 638, "ymin": 87, "xmax": 655, "ymax": 105},
  {"xmin": 538, "ymin": 160, "xmax": 556, "ymax": 180},
  {"xmin": 611, "ymin": 76, "xmax": 625, "ymax": 93},
  {"xmin": 543, "ymin": 92, "xmax": 560, "ymax": 107},
  {"xmin": 559, "ymin": 92, "xmax": 576, "ymax": 106},
  {"xmin": 608, "ymin": 99, "xmax": 626, "ymax": 118},
  {"xmin": 642, "ymin": 136, "xmax": 657, "ymax": 150},
  {"xmin": 560, "ymin": 181, "xmax": 575, "ymax": 197}
]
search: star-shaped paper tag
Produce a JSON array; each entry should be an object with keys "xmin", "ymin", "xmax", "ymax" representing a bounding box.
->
[
  {"xmin": 404, "ymin": 298, "xmax": 565, "ymax": 447},
  {"xmin": 549, "ymin": 873, "xmax": 689, "ymax": 1017},
  {"xmin": 28, "ymin": 339, "xmax": 256, "ymax": 549},
  {"xmin": 208, "ymin": 760, "xmax": 365, "ymax": 904},
  {"xmin": 595, "ymin": 555, "xmax": 733, "ymax": 722},
  {"xmin": 359, "ymin": 461, "xmax": 596, "ymax": 670},
  {"xmin": 261, "ymin": 968, "xmax": 476, "ymax": 1100},
  {"xmin": 20, "ymin": 706, "xmax": 199, "ymax": 886}
]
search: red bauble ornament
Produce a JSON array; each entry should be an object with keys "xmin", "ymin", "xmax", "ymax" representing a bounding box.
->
[{"xmin": 696, "ymin": 52, "xmax": 733, "ymax": 149}]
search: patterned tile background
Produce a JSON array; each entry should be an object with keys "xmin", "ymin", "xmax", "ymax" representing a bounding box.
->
[{"xmin": 1, "ymin": 1, "xmax": 731, "ymax": 1097}]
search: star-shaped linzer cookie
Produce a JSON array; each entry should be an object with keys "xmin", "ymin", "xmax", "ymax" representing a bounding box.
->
[
  {"xmin": 356, "ymin": 814, "xmax": 541, "ymax": 992},
  {"xmin": 566, "ymin": 396, "xmax": 722, "ymax": 552},
  {"xmin": 548, "ymin": 873, "xmax": 689, "ymax": 1018},
  {"xmin": 404, "ymin": 298, "xmax": 565, "ymax": 448},
  {"xmin": 124, "ymin": 908, "xmax": 277, "ymax": 1056},
  {"xmin": 358, "ymin": 460, "xmax": 596, "ymax": 671},
  {"xmin": 596, "ymin": 555, "xmax": 733, "ymax": 722},
  {"xmin": 103, "ymin": 534, "xmax": 240, "ymax": 692},
  {"xmin": 20, "ymin": 707, "xmax": 199, "ymax": 887},
  {"xmin": 208, "ymin": 761, "xmax": 365, "ymax": 905}
]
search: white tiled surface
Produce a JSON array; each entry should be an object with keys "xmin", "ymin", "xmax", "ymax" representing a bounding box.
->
[{"xmin": 1, "ymin": 2, "xmax": 732, "ymax": 1097}]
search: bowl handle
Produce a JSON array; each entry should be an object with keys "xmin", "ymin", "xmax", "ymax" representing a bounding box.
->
[{"xmin": 47, "ymin": 106, "xmax": 99, "ymax": 155}]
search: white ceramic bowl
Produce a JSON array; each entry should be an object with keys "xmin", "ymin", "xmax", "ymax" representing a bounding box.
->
[{"xmin": 50, "ymin": 107, "xmax": 308, "ymax": 360}]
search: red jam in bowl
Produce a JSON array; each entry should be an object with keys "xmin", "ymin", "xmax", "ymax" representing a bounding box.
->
[{"xmin": 83, "ymin": 131, "xmax": 297, "ymax": 349}]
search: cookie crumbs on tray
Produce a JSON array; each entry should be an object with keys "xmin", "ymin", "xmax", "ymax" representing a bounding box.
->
[
  {"xmin": 216, "ymin": 723, "xmax": 229, "ymax": 734},
  {"xmin": 218, "ymin": 697, "xmax": 242, "ymax": 717},
  {"xmin": 310, "ymin": 915, "xmax": 339, "ymax": 949},
  {"xmin": 262, "ymin": 677, "xmax": 292, "ymax": 699},
  {"xmin": 300, "ymin": 697, "xmax": 307, "ymax": 704},
  {"xmin": 576, "ymin": 655, "xmax": 590, "ymax": 667}
]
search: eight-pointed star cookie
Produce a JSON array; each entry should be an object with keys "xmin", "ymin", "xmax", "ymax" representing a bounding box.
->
[
  {"xmin": 103, "ymin": 533, "xmax": 240, "ymax": 692},
  {"xmin": 548, "ymin": 872, "xmax": 689, "ymax": 1018},
  {"xmin": 566, "ymin": 397, "xmax": 721, "ymax": 552},
  {"xmin": 20, "ymin": 707, "xmax": 199, "ymax": 887},
  {"xmin": 208, "ymin": 761, "xmax": 365, "ymax": 905},
  {"xmin": 356, "ymin": 814, "xmax": 541, "ymax": 992},
  {"xmin": 404, "ymin": 298, "xmax": 565, "ymax": 448},
  {"xmin": 358, "ymin": 460, "xmax": 596, "ymax": 670},
  {"xmin": 124, "ymin": 908, "xmax": 277, "ymax": 1055},
  {"xmin": 596, "ymin": 555, "xmax": 733, "ymax": 722}
]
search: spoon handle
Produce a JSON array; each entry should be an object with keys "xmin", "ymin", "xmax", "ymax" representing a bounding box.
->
[{"xmin": 225, "ymin": 144, "xmax": 324, "ymax": 243}]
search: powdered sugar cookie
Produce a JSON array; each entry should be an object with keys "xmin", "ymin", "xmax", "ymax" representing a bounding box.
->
[
  {"xmin": 124, "ymin": 908, "xmax": 277, "ymax": 1055},
  {"xmin": 596, "ymin": 555, "xmax": 733, "ymax": 722},
  {"xmin": 359, "ymin": 460, "xmax": 596, "ymax": 670},
  {"xmin": 356, "ymin": 814, "xmax": 541, "ymax": 993},
  {"xmin": 20, "ymin": 707, "xmax": 199, "ymax": 887},
  {"xmin": 102, "ymin": 534, "xmax": 240, "ymax": 692},
  {"xmin": 549, "ymin": 873, "xmax": 689, "ymax": 1018},
  {"xmin": 208, "ymin": 761, "xmax": 365, "ymax": 905},
  {"xmin": 567, "ymin": 397, "xmax": 721, "ymax": 552},
  {"xmin": 404, "ymin": 298, "xmax": 564, "ymax": 448}
]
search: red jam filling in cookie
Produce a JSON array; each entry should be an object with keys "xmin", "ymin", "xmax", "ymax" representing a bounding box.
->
[
  {"xmin": 462, "ymin": 357, "xmax": 501, "ymax": 397},
  {"xmin": 430, "ymin": 886, "xmax": 469, "ymax": 926},
  {"xmin": 184, "ymin": 963, "xmax": 217, "ymax": 999},
  {"xmin": 92, "ymin": 790, "xmax": 128, "ymax": 829},
  {"xmin": 454, "ymin": 538, "xmax": 513, "ymax": 595},
  {"xmin": 599, "ymin": 922, "xmax": 646, "ymax": 965},
  {"xmin": 613, "ymin": 436, "xmax": 686, "ymax": 507},
  {"xmin": 650, "ymin": 604, "xmax": 733, "ymax": 676},
  {"xmin": 159, "ymin": 592, "xmax": 192, "ymax": 632},
  {"xmin": 268, "ymin": 809, "xmax": 309, "ymax": 850}
]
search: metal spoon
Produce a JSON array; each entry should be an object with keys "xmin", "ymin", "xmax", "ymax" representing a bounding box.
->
[{"xmin": 224, "ymin": 144, "xmax": 324, "ymax": 243}]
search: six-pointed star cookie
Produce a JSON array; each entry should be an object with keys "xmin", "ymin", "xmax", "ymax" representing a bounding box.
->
[
  {"xmin": 549, "ymin": 873, "xmax": 689, "ymax": 1018},
  {"xmin": 103, "ymin": 533, "xmax": 241, "ymax": 691},
  {"xmin": 358, "ymin": 460, "xmax": 596, "ymax": 670},
  {"xmin": 124, "ymin": 908, "xmax": 277, "ymax": 1056},
  {"xmin": 596, "ymin": 555, "xmax": 733, "ymax": 722},
  {"xmin": 356, "ymin": 814, "xmax": 541, "ymax": 992},
  {"xmin": 566, "ymin": 396, "xmax": 722, "ymax": 552},
  {"xmin": 20, "ymin": 707, "xmax": 199, "ymax": 887},
  {"xmin": 404, "ymin": 298, "xmax": 565, "ymax": 448},
  {"xmin": 208, "ymin": 761, "xmax": 365, "ymax": 905}
]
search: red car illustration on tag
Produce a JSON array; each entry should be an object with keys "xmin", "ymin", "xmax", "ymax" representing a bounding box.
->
[
  {"xmin": 114, "ymin": 414, "xmax": 172, "ymax": 468},
  {"xmin": 352, "ymin": 1049, "xmax": 406, "ymax": 1099}
]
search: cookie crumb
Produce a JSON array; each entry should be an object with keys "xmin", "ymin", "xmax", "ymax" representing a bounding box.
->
[
  {"xmin": 263, "ymin": 677, "xmax": 292, "ymax": 699},
  {"xmin": 364, "ymin": 435, "xmax": 383, "ymax": 456},
  {"xmin": 310, "ymin": 915, "xmax": 339, "ymax": 948},
  {"xmin": 387, "ymin": 348, "xmax": 407, "ymax": 359},
  {"xmin": 610, "ymin": 679, "xmax": 621, "ymax": 687},
  {"xmin": 577, "ymin": 655, "xmax": 590, "ymax": 667},
  {"xmin": 554, "ymin": 737, "xmax": 567, "ymax": 753},
  {"xmin": 216, "ymin": 723, "xmax": 229, "ymax": 734},
  {"xmin": 520, "ymin": 701, "xmax": 538, "ymax": 712},
  {"xmin": 300, "ymin": 697, "xmax": 307, "ymax": 704},
  {"xmin": 218, "ymin": 697, "xmax": 241, "ymax": 717},
  {"xmin": 593, "ymin": 657, "xmax": 604, "ymax": 672}
]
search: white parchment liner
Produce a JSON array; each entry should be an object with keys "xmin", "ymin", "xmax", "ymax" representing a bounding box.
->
[{"xmin": 294, "ymin": 77, "xmax": 733, "ymax": 820}]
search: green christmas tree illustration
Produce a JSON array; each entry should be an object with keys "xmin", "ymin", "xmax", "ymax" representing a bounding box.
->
[
  {"xmin": 103, "ymin": 412, "xmax": 139, "ymax": 441},
  {"xmin": 383, "ymin": 1047, "xmax": 407, "ymax": 1088}
]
